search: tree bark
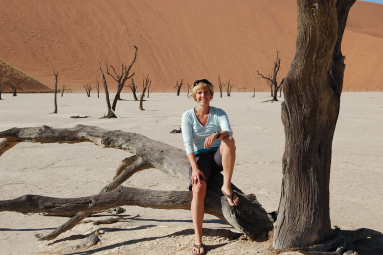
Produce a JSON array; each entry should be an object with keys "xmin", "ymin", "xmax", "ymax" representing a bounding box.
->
[
  {"xmin": 273, "ymin": 0, "xmax": 356, "ymax": 249},
  {"xmin": 0, "ymin": 125, "xmax": 273, "ymax": 240}
]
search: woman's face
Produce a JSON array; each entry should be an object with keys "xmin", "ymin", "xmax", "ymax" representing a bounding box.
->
[{"xmin": 195, "ymin": 86, "xmax": 212, "ymax": 106}]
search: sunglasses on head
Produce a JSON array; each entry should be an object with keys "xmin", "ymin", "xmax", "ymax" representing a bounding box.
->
[{"xmin": 193, "ymin": 79, "xmax": 211, "ymax": 87}]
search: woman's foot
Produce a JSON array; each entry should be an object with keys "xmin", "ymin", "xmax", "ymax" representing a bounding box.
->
[
  {"xmin": 221, "ymin": 187, "xmax": 239, "ymax": 207},
  {"xmin": 192, "ymin": 243, "xmax": 205, "ymax": 254}
]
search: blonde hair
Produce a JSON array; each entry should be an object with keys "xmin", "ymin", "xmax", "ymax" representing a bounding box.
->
[{"xmin": 192, "ymin": 81, "xmax": 214, "ymax": 101}]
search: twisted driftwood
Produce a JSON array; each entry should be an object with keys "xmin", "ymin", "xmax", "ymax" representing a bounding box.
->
[{"xmin": 0, "ymin": 125, "xmax": 273, "ymax": 241}]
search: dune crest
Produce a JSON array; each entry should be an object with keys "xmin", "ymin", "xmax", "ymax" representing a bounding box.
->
[{"xmin": 0, "ymin": 0, "xmax": 381, "ymax": 92}]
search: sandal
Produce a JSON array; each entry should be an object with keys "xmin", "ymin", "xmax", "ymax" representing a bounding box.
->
[
  {"xmin": 192, "ymin": 243, "xmax": 205, "ymax": 255},
  {"xmin": 221, "ymin": 189, "xmax": 239, "ymax": 207}
]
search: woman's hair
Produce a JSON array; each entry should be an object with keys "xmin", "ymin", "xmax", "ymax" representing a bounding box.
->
[{"xmin": 192, "ymin": 79, "xmax": 214, "ymax": 101}]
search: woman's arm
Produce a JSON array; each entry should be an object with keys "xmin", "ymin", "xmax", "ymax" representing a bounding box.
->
[{"xmin": 203, "ymin": 130, "xmax": 230, "ymax": 149}]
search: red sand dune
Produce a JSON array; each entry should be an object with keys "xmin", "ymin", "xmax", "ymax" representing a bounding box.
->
[{"xmin": 0, "ymin": 0, "xmax": 382, "ymax": 92}]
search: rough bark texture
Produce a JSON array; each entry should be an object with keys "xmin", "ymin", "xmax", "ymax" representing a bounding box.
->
[
  {"xmin": 273, "ymin": 0, "xmax": 356, "ymax": 249},
  {"xmin": 0, "ymin": 125, "xmax": 273, "ymax": 240}
]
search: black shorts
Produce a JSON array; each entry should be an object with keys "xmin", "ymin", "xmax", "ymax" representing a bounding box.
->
[{"xmin": 188, "ymin": 147, "xmax": 223, "ymax": 191}]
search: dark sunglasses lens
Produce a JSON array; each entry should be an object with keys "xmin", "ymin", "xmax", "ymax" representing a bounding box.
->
[{"xmin": 193, "ymin": 80, "xmax": 200, "ymax": 87}]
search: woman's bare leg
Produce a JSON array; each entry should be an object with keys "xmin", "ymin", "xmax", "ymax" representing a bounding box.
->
[
  {"xmin": 191, "ymin": 180, "xmax": 207, "ymax": 254},
  {"xmin": 220, "ymin": 136, "xmax": 239, "ymax": 206}
]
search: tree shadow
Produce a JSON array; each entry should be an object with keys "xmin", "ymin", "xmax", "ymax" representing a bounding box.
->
[
  {"xmin": 63, "ymin": 228, "xmax": 240, "ymax": 255},
  {"xmin": 343, "ymin": 228, "xmax": 383, "ymax": 255},
  {"xmin": 0, "ymin": 227, "xmax": 56, "ymax": 232}
]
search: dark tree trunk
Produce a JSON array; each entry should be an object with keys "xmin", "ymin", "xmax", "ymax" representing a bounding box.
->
[
  {"xmin": 139, "ymin": 88, "xmax": 147, "ymax": 111},
  {"xmin": 273, "ymin": 0, "xmax": 356, "ymax": 249},
  {"xmin": 132, "ymin": 87, "xmax": 138, "ymax": 101},
  {"xmin": 99, "ymin": 63, "xmax": 116, "ymax": 118},
  {"xmin": 53, "ymin": 70, "xmax": 58, "ymax": 114},
  {"xmin": 272, "ymin": 86, "xmax": 278, "ymax": 101}
]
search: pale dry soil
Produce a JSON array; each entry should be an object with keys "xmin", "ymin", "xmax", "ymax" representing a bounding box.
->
[{"xmin": 0, "ymin": 92, "xmax": 382, "ymax": 254}]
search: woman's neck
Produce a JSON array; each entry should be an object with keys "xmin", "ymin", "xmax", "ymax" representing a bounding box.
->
[{"xmin": 196, "ymin": 105, "xmax": 210, "ymax": 115}]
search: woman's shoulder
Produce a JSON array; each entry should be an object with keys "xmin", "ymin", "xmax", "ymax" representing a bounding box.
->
[
  {"xmin": 182, "ymin": 108, "xmax": 195, "ymax": 119},
  {"xmin": 210, "ymin": 106, "xmax": 227, "ymax": 116}
]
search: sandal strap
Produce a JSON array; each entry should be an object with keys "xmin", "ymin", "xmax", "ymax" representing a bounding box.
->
[{"xmin": 193, "ymin": 243, "xmax": 204, "ymax": 249}]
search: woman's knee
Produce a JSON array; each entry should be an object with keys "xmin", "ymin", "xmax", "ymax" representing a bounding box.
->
[
  {"xmin": 192, "ymin": 181, "xmax": 207, "ymax": 198},
  {"xmin": 222, "ymin": 136, "xmax": 235, "ymax": 149}
]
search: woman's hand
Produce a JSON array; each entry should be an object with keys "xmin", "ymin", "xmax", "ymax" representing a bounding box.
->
[
  {"xmin": 204, "ymin": 133, "xmax": 218, "ymax": 149},
  {"xmin": 191, "ymin": 169, "xmax": 206, "ymax": 186}
]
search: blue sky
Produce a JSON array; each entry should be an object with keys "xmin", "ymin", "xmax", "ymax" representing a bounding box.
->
[{"xmin": 361, "ymin": 0, "xmax": 383, "ymax": 4}]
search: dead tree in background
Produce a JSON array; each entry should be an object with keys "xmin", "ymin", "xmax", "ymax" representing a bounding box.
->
[
  {"xmin": 0, "ymin": 80, "xmax": 7, "ymax": 100},
  {"xmin": 83, "ymin": 83, "xmax": 95, "ymax": 97},
  {"xmin": 174, "ymin": 79, "xmax": 184, "ymax": 96},
  {"xmin": 218, "ymin": 74, "xmax": 223, "ymax": 97},
  {"xmin": 147, "ymin": 80, "xmax": 151, "ymax": 98},
  {"xmin": 279, "ymin": 84, "xmax": 283, "ymax": 97},
  {"xmin": 53, "ymin": 70, "xmax": 58, "ymax": 114},
  {"xmin": 99, "ymin": 62, "xmax": 115, "ymax": 118},
  {"xmin": 257, "ymin": 51, "xmax": 284, "ymax": 101},
  {"xmin": 128, "ymin": 78, "xmax": 139, "ymax": 101},
  {"xmin": 100, "ymin": 46, "xmax": 138, "ymax": 118},
  {"xmin": 187, "ymin": 84, "xmax": 192, "ymax": 99},
  {"xmin": 226, "ymin": 79, "xmax": 233, "ymax": 97},
  {"xmin": 273, "ymin": 0, "xmax": 357, "ymax": 250},
  {"xmin": 96, "ymin": 78, "xmax": 100, "ymax": 98},
  {"xmin": 139, "ymin": 75, "xmax": 151, "ymax": 111},
  {"xmin": 0, "ymin": 125, "xmax": 272, "ymax": 241},
  {"xmin": 61, "ymin": 84, "xmax": 67, "ymax": 97},
  {"xmin": 107, "ymin": 45, "xmax": 138, "ymax": 103},
  {"xmin": 252, "ymin": 88, "xmax": 255, "ymax": 98},
  {"xmin": 8, "ymin": 81, "xmax": 22, "ymax": 97}
]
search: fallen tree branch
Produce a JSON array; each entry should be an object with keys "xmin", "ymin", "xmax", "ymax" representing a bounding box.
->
[{"xmin": 0, "ymin": 125, "xmax": 273, "ymax": 240}]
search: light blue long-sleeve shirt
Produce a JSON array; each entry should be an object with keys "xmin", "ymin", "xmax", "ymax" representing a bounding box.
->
[{"xmin": 182, "ymin": 106, "xmax": 233, "ymax": 155}]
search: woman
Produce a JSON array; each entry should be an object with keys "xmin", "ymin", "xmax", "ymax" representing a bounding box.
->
[{"xmin": 182, "ymin": 79, "xmax": 239, "ymax": 255}]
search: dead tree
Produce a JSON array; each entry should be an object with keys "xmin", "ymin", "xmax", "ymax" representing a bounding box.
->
[
  {"xmin": 187, "ymin": 84, "xmax": 192, "ymax": 99},
  {"xmin": 273, "ymin": 0, "xmax": 357, "ymax": 250},
  {"xmin": 0, "ymin": 80, "xmax": 7, "ymax": 100},
  {"xmin": 8, "ymin": 81, "xmax": 22, "ymax": 97},
  {"xmin": 251, "ymin": 88, "xmax": 255, "ymax": 98},
  {"xmin": 83, "ymin": 83, "xmax": 95, "ymax": 97},
  {"xmin": 106, "ymin": 46, "xmax": 138, "ymax": 114},
  {"xmin": 139, "ymin": 75, "xmax": 151, "ymax": 111},
  {"xmin": 218, "ymin": 74, "xmax": 223, "ymax": 97},
  {"xmin": 61, "ymin": 85, "xmax": 67, "ymax": 97},
  {"xmin": 96, "ymin": 78, "xmax": 100, "ymax": 98},
  {"xmin": 174, "ymin": 79, "xmax": 184, "ymax": 96},
  {"xmin": 128, "ymin": 78, "xmax": 139, "ymax": 101},
  {"xmin": 257, "ymin": 51, "xmax": 284, "ymax": 102},
  {"xmin": 53, "ymin": 70, "xmax": 58, "ymax": 113},
  {"xmin": 226, "ymin": 79, "xmax": 233, "ymax": 97},
  {"xmin": 98, "ymin": 46, "xmax": 138, "ymax": 118},
  {"xmin": 98, "ymin": 62, "xmax": 115, "ymax": 118},
  {"xmin": 0, "ymin": 125, "xmax": 273, "ymax": 241},
  {"xmin": 147, "ymin": 80, "xmax": 151, "ymax": 98}
]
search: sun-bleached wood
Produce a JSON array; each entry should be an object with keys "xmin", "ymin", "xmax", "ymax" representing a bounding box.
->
[{"xmin": 0, "ymin": 125, "xmax": 273, "ymax": 241}]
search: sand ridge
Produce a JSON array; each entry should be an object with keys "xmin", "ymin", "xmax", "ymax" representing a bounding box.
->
[{"xmin": 0, "ymin": 0, "xmax": 382, "ymax": 92}]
